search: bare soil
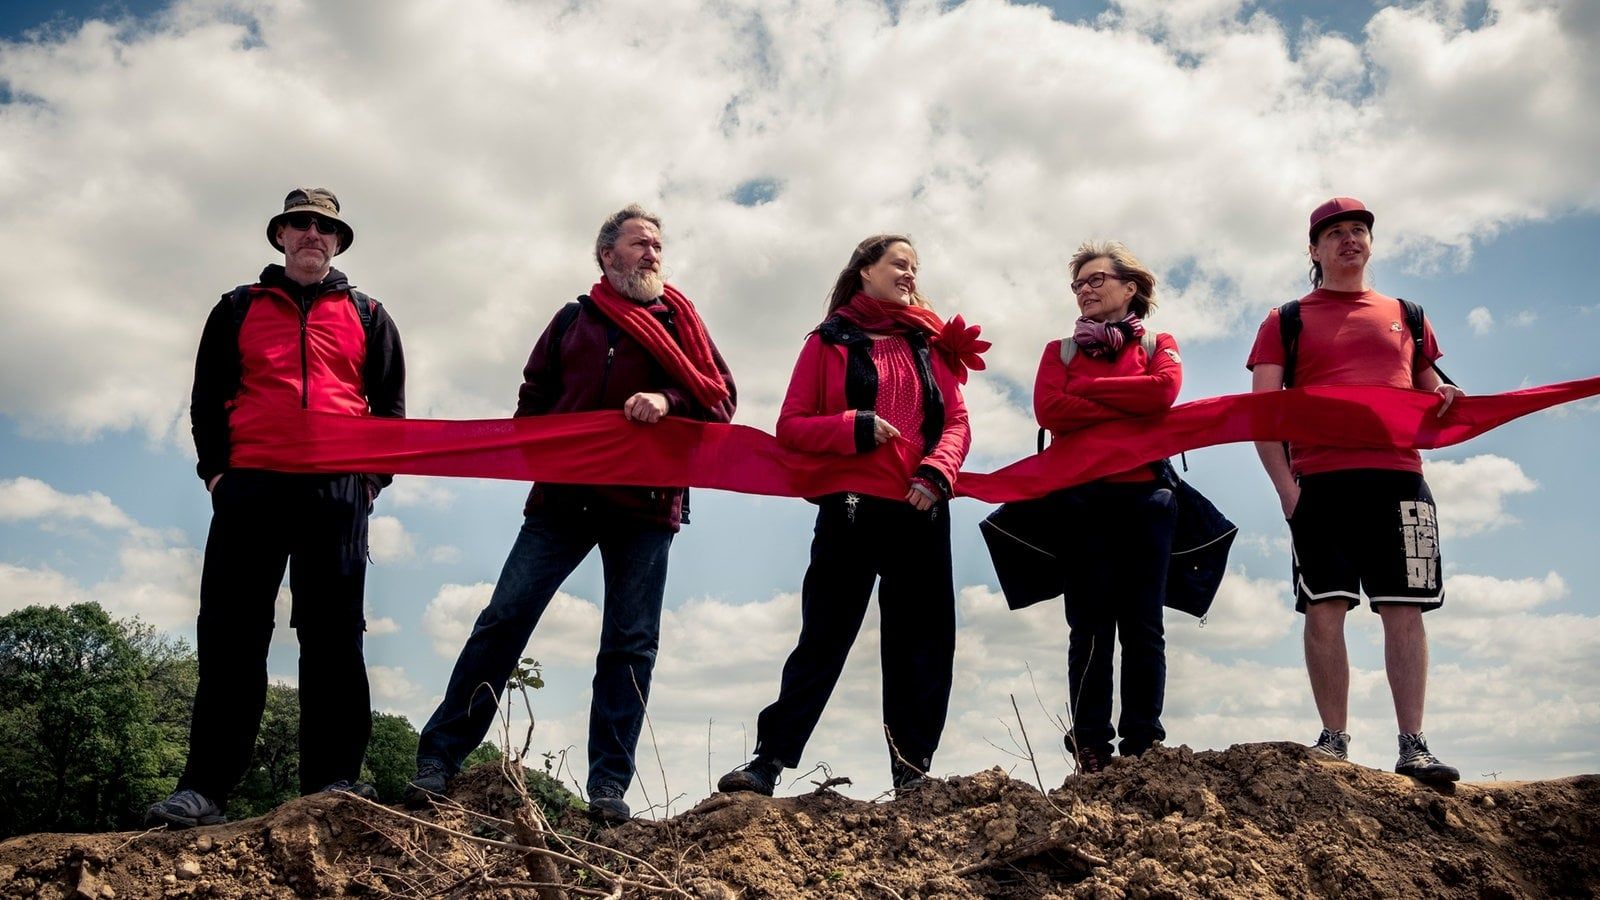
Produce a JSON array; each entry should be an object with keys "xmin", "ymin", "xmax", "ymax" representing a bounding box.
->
[{"xmin": 3, "ymin": 742, "xmax": 1597, "ymax": 899}]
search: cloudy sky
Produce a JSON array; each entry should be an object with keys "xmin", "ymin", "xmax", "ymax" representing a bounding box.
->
[{"xmin": 2, "ymin": 0, "xmax": 1597, "ymax": 811}]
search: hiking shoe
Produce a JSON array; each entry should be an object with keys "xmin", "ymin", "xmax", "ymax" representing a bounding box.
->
[
  {"xmin": 891, "ymin": 759, "xmax": 930, "ymax": 792},
  {"xmin": 145, "ymin": 789, "xmax": 227, "ymax": 829},
  {"xmin": 587, "ymin": 785, "xmax": 631, "ymax": 826},
  {"xmin": 1065, "ymin": 735, "xmax": 1111, "ymax": 775},
  {"xmin": 1396, "ymin": 732, "xmax": 1459, "ymax": 783},
  {"xmin": 1310, "ymin": 728, "xmax": 1351, "ymax": 761},
  {"xmin": 717, "ymin": 756, "xmax": 782, "ymax": 796},
  {"xmin": 320, "ymin": 780, "xmax": 380, "ymax": 801},
  {"xmin": 404, "ymin": 760, "xmax": 450, "ymax": 809}
]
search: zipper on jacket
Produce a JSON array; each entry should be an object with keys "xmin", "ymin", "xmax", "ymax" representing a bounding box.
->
[
  {"xmin": 299, "ymin": 308, "xmax": 310, "ymax": 409},
  {"xmin": 599, "ymin": 345, "xmax": 616, "ymax": 400}
]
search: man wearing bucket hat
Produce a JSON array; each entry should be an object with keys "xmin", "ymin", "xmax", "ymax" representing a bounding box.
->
[
  {"xmin": 1246, "ymin": 197, "xmax": 1465, "ymax": 784},
  {"xmin": 146, "ymin": 188, "xmax": 406, "ymax": 828}
]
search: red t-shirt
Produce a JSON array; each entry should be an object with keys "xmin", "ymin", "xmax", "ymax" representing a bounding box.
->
[
  {"xmin": 1246, "ymin": 289, "xmax": 1442, "ymax": 476},
  {"xmin": 1034, "ymin": 333, "xmax": 1183, "ymax": 482}
]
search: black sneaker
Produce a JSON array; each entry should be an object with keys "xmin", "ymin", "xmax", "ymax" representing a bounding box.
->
[
  {"xmin": 1395, "ymin": 732, "xmax": 1459, "ymax": 783},
  {"xmin": 1065, "ymin": 735, "xmax": 1111, "ymax": 775},
  {"xmin": 891, "ymin": 758, "xmax": 930, "ymax": 792},
  {"xmin": 145, "ymin": 789, "xmax": 227, "ymax": 829},
  {"xmin": 1310, "ymin": 728, "xmax": 1351, "ymax": 761},
  {"xmin": 587, "ymin": 785, "xmax": 631, "ymax": 826},
  {"xmin": 404, "ymin": 760, "xmax": 450, "ymax": 809},
  {"xmin": 320, "ymin": 780, "xmax": 380, "ymax": 801},
  {"xmin": 717, "ymin": 757, "xmax": 782, "ymax": 796}
]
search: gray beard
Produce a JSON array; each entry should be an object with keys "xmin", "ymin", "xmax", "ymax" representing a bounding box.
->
[{"xmin": 611, "ymin": 266, "xmax": 664, "ymax": 302}]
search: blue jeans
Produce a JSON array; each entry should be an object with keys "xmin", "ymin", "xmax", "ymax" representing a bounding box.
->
[{"xmin": 416, "ymin": 509, "xmax": 673, "ymax": 795}]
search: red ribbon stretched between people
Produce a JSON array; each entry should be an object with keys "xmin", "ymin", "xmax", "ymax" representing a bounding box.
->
[{"xmin": 228, "ymin": 376, "xmax": 1600, "ymax": 503}]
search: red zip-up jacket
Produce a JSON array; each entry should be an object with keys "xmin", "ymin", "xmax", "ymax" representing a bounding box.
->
[
  {"xmin": 190, "ymin": 265, "xmax": 406, "ymax": 489},
  {"xmin": 778, "ymin": 316, "xmax": 970, "ymax": 496}
]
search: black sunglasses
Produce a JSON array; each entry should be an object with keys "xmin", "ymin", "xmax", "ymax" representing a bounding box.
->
[{"xmin": 284, "ymin": 213, "xmax": 340, "ymax": 236}]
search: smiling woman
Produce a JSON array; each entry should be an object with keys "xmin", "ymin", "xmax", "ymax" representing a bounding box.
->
[{"xmin": 716, "ymin": 233, "xmax": 975, "ymax": 797}]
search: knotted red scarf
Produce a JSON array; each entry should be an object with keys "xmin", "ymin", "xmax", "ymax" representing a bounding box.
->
[
  {"xmin": 588, "ymin": 277, "xmax": 730, "ymax": 410},
  {"xmin": 833, "ymin": 293, "xmax": 990, "ymax": 383}
]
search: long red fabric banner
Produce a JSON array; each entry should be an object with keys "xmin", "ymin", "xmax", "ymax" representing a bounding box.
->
[{"xmin": 228, "ymin": 376, "xmax": 1600, "ymax": 504}]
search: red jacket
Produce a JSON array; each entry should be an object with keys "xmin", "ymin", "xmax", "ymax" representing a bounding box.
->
[
  {"xmin": 1033, "ymin": 333, "xmax": 1181, "ymax": 482},
  {"xmin": 777, "ymin": 316, "xmax": 970, "ymax": 495},
  {"xmin": 191, "ymin": 265, "xmax": 405, "ymax": 485}
]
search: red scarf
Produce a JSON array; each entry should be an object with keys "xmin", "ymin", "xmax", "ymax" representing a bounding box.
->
[
  {"xmin": 588, "ymin": 277, "xmax": 730, "ymax": 410},
  {"xmin": 833, "ymin": 292, "xmax": 991, "ymax": 383},
  {"xmin": 229, "ymin": 377, "xmax": 1600, "ymax": 502},
  {"xmin": 834, "ymin": 292, "xmax": 944, "ymax": 337}
]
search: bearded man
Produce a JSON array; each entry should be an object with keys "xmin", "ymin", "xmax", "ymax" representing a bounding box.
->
[{"xmin": 406, "ymin": 205, "xmax": 736, "ymax": 823}]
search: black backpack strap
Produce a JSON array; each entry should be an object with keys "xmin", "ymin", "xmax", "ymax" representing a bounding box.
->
[
  {"xmin": 1398, "ymin": 298, "xmax": 1454, "ymax": 386},
  {"xmin": 349, "ymin": 289, "xmax": 377, "ymax": 341},
  {"xmin": 1277, "ymin": 300, "xmax": 1302, "ymax": 389},
  {"xmin": 545, "ymin": 298, "xmax": 585, "ymax": 382},
  {"xmin": 1274, "ymin": 300, "xmax": 1302, "ymax": 471},
  {"xmin": 226, "ymin": 284, "xmax": 254, "ymax": 329}
]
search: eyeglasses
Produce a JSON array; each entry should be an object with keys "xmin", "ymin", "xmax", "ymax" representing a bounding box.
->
[
  {"xmin": 1070, "ymin": 271, "xmax": 1128, "ymax": 294},
  {"xmin": 284, "ymin": 213, "xmax": 340, "ymax": 235}
]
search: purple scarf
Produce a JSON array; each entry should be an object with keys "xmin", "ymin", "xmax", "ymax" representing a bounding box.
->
[{"xmin": 1073, "ymin": 313, "xmax": 1146, "ymax": 358}]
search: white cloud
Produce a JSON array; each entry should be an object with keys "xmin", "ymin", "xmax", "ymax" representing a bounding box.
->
[
  {"xmin": 418, "ymin": 580, "xmax": 598, "ymax": 664},
  {"xmin": 385, "ymin": 477, "xmax": 457, "ymax": 510},
  {"xmin": 368, "ymin": 515, "xmax": 416, "ymax": 564},
  {"xmin": 421, "ymin": 582, "xmax": 493, "ymax": 658},
  {"xmin": 0, "ymin": 477, "xmax": 201, "ymax": 627},
  {"xmin": 1444, "ymin": 570, "xmax": 1567, "ymax": 616},
  {"xmin": 1468, "ymin": 306, "xmax": 1494, "ymax": 335},
  {"xmin": 0, "ymin": 0, "xmax": 1592, "ymax": 443},
  {"xmin": 367, "ymin": 614, "xmax": 401, "ymax": 636},
  {"xmin": 0, "ymin": 562, "xmax": 81, "ymax": 615},
  {"xmin": 0, "ymin": 476, "xmax": 138, "ymax": 533},
  {"xmin": 368, "ymin": 664, "xmax": 422, "ymax": 704},
  {"xmin": 1424, "ymin": 454, "xmax": 1538, "ymax": 537}
]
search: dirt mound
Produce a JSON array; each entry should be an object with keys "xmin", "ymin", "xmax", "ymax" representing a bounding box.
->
[{"xmin": 3, "ymin": 742, "xmax": 1597, "ymax": 898}]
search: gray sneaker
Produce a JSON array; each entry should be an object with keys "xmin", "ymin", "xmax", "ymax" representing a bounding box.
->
[
  {"xmin": 320, "ymin": 780, "xmax": 380, "ymax": 801},
  {"xmin": 1396, "ymin": 732, "xmax": 1459, "ymax": 783},
  {"xmin": 587, "ymin": 785, "xmax": 631, "ymax": 826},
  {"xmin": 145, "ymin": 789, "xmax": 227, "ymax": 829},
  {"xmin": 1309, "ymin": 728, "xmax": 1351, "ymax": 761},
  {"xmin": 403, "ymin": 759, "xmax": 450, "ymax": 809}
]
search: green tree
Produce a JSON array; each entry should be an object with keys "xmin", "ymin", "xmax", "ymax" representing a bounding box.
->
[
  {"xmin": 227, "ymin": 682, "xmax": 301, "ymax": 819},
  {"xmin": 464, "ymin": 741, "xmax": 503, "ymax": 770},
  {"xmin": 362, "ymin": 712, "xmax": 420, "ymax": 803},
  {"xmin": 0, "ymin": 603, "xmax": 176, "ymax": 837}
]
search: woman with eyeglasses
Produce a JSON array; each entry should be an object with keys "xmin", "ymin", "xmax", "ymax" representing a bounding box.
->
[
  {"xmin": 717, "ymin": 234, "xmax": 979, "ymax": 796},
  {"xmin": 1034, "ymin": 241, "xmax": 1182, "ymax": 774}
]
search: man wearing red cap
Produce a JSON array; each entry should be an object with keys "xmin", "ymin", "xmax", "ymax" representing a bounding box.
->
[
  {"xmin": 1246, "ymin": 197, "xmax": 1464, "ymax": 783},
  {"xmin": 146, "ymin": 188, "xmax": 407, "ymax": 827}
]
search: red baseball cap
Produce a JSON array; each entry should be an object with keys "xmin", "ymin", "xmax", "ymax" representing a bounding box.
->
[{"xmin": 1308, "ymin": 197, "xmax": 1374, "ymax": 242}]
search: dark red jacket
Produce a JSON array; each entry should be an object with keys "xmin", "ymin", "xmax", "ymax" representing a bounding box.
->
[
  {"xmin": 190, "ymin": 266, "xmax": 406, "ymax": 490},
  {"xmin": 777, "ymin": 316, "xmax": 969, "ymax": 496},
  {"xmin": 517, "ymin": 294, "xmax": 737, "ymax": 529}
]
